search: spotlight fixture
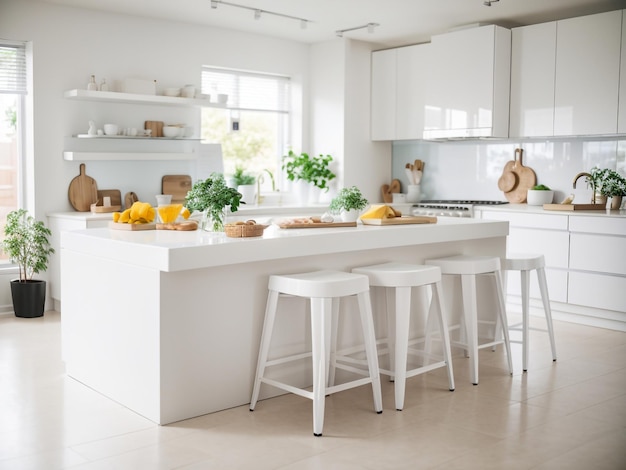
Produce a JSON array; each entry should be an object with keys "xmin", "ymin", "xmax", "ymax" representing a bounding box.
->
[
  {"xmin": 483, "ymin": 0, "xmax": 500, "ymax": 6},
  {"xmin": 209, "ymin": 1, "xmax": 312, "ymax": 29},
  {"xmin": 335, "ymin": 22, "xmax": 380, "ymax": 38}
]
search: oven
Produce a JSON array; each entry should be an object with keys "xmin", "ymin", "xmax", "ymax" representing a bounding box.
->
[{"xmin": 411, "ymin": 200, "xmax": 509, "ymax": 218}]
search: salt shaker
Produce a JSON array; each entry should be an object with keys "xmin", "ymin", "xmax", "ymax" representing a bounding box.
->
[{"xmin": 87, "ymin": 75, "xmax": 98, "ymax": 91}]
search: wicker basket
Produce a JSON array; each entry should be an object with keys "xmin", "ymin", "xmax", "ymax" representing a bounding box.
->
[{"xmin": 224, "ymin": 223, "xmax": 266, "ymax": 238}]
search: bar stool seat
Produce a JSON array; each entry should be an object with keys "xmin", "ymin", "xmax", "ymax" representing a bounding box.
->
[
  {"xmin": 351, "ymin": 262, "xmax": 455, "ymax": 411},
  {"xmin": 249, "ymin": 270, "xmax": 383, "ymax": 437},
  {"xmin": 425, "ymin": 255, "xmax": 513, "ymax": 385},
  {"xmin": 502, "ymin": 253, "xmax": 557, "ymax": 371}
]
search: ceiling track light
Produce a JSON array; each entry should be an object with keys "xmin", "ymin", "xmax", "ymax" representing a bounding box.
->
[
  {"xmin": 483, "ymin": 0, "xmax": 500, "ymax": 6},
  {"xmin": 209, "ymin": 1, "xmax": 312, "ymax": 29},
  {"xmin": 335, "ymin": 22, "xmax": 380, "ymax": 38}
]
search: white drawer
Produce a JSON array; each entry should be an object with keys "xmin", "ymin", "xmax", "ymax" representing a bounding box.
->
[
  {"xmin": 508, "ymin": 227, "xmax": 569, "ymax": 268},
  {"xmin": 569, "ymin": 215, "xmax": 626, "ymax": 235},
  {"xmin": 568, "ymin": 271, "xmax": 626, "ymax": 312},
  {"xmin": 570, "ymin": 233, "xmax": 626, "ymax": 275},
  {"xmin": 505, "ymin": 267, "xmax": 567, "ymax": 303},
  {"xmin": 482, "ymin": 210, "xmax": 569, "ymax": 230}
]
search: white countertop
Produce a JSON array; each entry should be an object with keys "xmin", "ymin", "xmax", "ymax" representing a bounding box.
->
[
  {"xmin": 61, "ymin": 217, "xmax": 508, "ymax": 272},
  {"xmin": 475, "ymin": 203, "xmax": 626, "ymax": 218}
]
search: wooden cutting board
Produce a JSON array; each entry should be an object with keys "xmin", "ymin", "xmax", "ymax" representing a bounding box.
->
[
  {"xmin": 360, "ymin": 216, "xmax": 437, "ymax": 226},
  {"xmin": 381, "ymin": 179, "xmax": 402, "ymax": 203},
  {"xmin": 278, "ymin": 221, "xmax": 357, "ymax": 229},
  {"xmin": 499, "ymin": 148, "xmax": 537, "ymax": 204},
  {"xmin": 68, "ymin": 163, "xmax": 98, "ymax": 212},
  {"xmin": 162, "ymin": 175, "xmax": 192, "ymax": 204},
  {"xmin": 97, "ymin": 189, "xmax": 122, "ymax": 207},
  {"xmin": 124, "ymin": 191, "xmax": 139, "ymax": 209},
  {"xmin": 109, "ymin": 221, "xmax": 156, "ymax": 231}
]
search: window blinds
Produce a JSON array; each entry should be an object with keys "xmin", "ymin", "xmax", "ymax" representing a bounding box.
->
[
  {"xmin": 202, "ymin": 67, "xmax": 290, "ymax": 113},
  {"xmin": 0, "ymin": 41, "xmax": 27, "ymax": 95}
]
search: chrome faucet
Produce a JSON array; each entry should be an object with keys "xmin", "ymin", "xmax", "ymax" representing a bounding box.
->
[{"xmin": 573, "ymin": 172, "xmax": 595, "ymax": 203}]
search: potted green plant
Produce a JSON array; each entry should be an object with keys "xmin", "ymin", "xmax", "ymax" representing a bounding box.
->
[
  {"xmin": 589, "ymin": 167, "xmax": 626, "ymax": 208},
  {"xmin": 526, "ymin": 184, "xmax": 554, "ymax": 205},
  {"xmin": 329, "ymin": 186, "xmax": 369, "ymax": 222},
  {"xmin": 1, "ymin": 209, "xmax": 54, "ymax": 318},
  {"xmin": 231, "ymin": 166, "xmax": 257, "ymax": 205},
  {"xmin": 282, "ymin": 151, "xmax": 336, "ymax": 203},
  {"xmin": 185, "ymin": 173, "xmax": 243, "ymax": 231}
]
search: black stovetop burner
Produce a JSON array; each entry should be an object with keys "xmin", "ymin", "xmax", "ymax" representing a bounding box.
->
[{"xmin": 416, "ymin": 200, "xmax": 509, "ymax": 206}]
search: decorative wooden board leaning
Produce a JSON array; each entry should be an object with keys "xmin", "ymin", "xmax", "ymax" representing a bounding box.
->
[
  {"xmin": 278, "ymin": 221, "xmax": 357, "ymax": 229},
  {"xmin": 91, "ymin": 204, "xmax": 122, "ymax": 213},
  {"xmin": 162, "ymin": 175, "xmax": 192, "ymax": 204},
  {"xmin": 156, "ymin": 221, "xmax": 198, "ymax": 231},
  {"xmin": 498, "ymin": 148, "xmax": 536, "ymax": 203},
  {"xmin": 68, "ymin": 163, "xmax": 98, "ymax": 211},
  {"xmin": 109, "ymin": 221, "xmax": 156, "ymax": 231},
  {"xmin": 381, "ymin": 179, "xmax": 402, "ymax": 203},
  {"xmin": 543, "ymin": 204, "xmax": 606, "ymax": 211},
  {"xmin": 360, "ymin": 216, "xmax": 438, "ymax": 226}
]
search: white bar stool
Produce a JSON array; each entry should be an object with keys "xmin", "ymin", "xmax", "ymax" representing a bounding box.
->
[
  {"xmin": 249, "ymin": 270, "xmax": 383, "ymax": 437},
  {"xmin": 425, "ymin": 255, "xmax": 513, "ymax": 385},
  {"xmin": 502, "ymin": 253, "xmax": 557, "ymax": 372},
  {"xmin": 351, "ymin": 262, "xmax": 455, "ymax": 411}
]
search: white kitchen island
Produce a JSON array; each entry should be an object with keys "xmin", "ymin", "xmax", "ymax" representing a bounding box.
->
[{"xmin": 61, "ymin": 218, "xmax": 508, "ymax": 424}]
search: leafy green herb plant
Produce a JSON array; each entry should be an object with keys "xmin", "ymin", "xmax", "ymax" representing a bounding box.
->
[
  {"xmin": 590, "ymin": 167, "xmax": 626, "ymax": 197},
  {"xmin": 532, "ymin": 184, "xmax": 551, "ymax": 190},
  {"xmin": 329, "ymin": 186, "xmax": 369, "ymax": 213},
  {"xmin": 282, "ymin": 150, "xmax": 336, "ymax": 191},
  {"xmin": 232, "ymin": 166, "xmax": 256, "ymax": 186},
  {"xmin": 185, "ymin": 173, "xmax": 243, "ymax": 231},
  {"xmin": 1, "ymin": 209, "xmax": 54, "ymax": 282}
]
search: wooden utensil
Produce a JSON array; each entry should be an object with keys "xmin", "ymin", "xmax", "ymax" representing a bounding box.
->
[
  {"xmin": 501, "ymin": 148, "xmax": 537, "ymax": 203},
  {"xmin": 68, "ymin": 163, "xmax": 98, "ymax": 211},
  {"xmin": 162, "ymin": 175, "xmax": 192, "ymax": 204},
  {"xmin": 124, "ymin": 191, "xmax": 139, "ymax": 209}
]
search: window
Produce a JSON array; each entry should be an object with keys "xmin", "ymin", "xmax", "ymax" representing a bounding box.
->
[
  {"xmin": 0, "ymin": 40, "xmax": 27, "ymax": 263},
  {"xmin": 201, "ymin": 67, "xmax": 290, "ymax": 191}
]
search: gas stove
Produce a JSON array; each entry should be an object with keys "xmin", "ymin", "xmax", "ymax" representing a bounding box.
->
[{"xmin": 411, "ymin": 200, "xmax": 509, "ymax": 218}]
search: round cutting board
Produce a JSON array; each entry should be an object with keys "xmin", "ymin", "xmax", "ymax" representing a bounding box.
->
[
  {"xmin": 68, "ymin": 163, "xmax": 98, "ymax": 211},
  {"xmin": 500, "ymin": 149, "xmax": 536, "ymax": 203}
]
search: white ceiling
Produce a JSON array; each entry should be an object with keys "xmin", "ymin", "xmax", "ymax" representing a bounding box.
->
[{"xmin": 39, "ymin": 0, "xmax": 624, "ymax": 47}]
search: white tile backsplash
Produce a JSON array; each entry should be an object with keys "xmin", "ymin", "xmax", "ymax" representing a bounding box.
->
[{"xmin": 392, "ymin": 137, "xmax": 625, "ymax": 203}]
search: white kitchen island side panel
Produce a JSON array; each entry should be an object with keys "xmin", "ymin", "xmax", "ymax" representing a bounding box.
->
[{"xmin": 61, "ymin": 220, "xmax": 508, "ymax": 424}]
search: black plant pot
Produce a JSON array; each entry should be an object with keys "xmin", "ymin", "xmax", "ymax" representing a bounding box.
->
[{"xmin": 10, "ymin": 279, "xmax": 46, "ymax": 318}]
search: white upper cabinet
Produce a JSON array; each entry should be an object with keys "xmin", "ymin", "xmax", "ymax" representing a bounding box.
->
[
  {"xmin": 509, "ymin": 22, "xmax": 557, "ymax": 138},
  {"xmin": 371, "ymin": 43, "xmax": 430, "ymax": 141},
  {"xmin": 371, "ymin": 48, "xmax": 397, "ymax": 141},
  {"xmin": 554, "ymin": 10, "xmax": 622, "ymax": 136},
  {"xmin": 619, "ymin": 11, "xmax": 626, "ymax": 134},
  {"xmin": 423, "ymin": 25, "xmax": 511, "ymax": 139}
]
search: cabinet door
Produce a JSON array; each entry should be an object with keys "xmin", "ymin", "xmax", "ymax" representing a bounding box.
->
[
  {"xmin": 554, "ymin": 10, "xmax": 622, "ymax": 135},
  {"xmin": 509, "ymin": 22, "xmax": 557, "ymax": 137},
  {"xmin": 395, "ymin": 43, "xmax": 430, "ymax": 140},
  {"xmin": 424, "ymin": 25, "xmax": 510, "ymax": 138},
  {"xmin": 619, "ymin": 10, "xmax": 626, "ymax": 134},
  {"xmin": 371, "ymin": 48, "xmax": 397, "ymax": 141}
]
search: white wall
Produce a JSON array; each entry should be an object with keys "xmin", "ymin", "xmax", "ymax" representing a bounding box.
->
[{"xmin": 392, "ymin": 138, "xmax": 626, "ymax": 204}]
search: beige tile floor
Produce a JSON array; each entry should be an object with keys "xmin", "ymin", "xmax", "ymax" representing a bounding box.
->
[{"xmin": 0, "ymin": 310, "xmax": 625, "ymax": 469}]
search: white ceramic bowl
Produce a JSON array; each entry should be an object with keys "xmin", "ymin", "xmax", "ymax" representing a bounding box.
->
[
  {"xmin": 163, "ymin": 87, "xmax": 181, "ymax": 97},
  {"xmin": 103, "ymin": 123, "xmax": 118, "ymax": 136},
  {"xmin": 526, "ymin": 189, "xmax": 554, "ymax": 205},
  {"xmin": 162, "ymin": 126, "xmax": 181, "ymax": 138},
  {"xmin": 217, "ymin": 93, "xmax": 228, "ymax": 104}
]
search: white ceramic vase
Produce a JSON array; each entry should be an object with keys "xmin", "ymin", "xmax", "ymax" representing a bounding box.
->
[{"xmin": 341, "ymin": 209, "xmax": 360, "ymax": 222}]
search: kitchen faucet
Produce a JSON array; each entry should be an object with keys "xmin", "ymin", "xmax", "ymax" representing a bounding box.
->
[
  {"xmin": 572, "ymin": 172, "xmax": 595, "ymax": 203},
  {"xmin": 256, "ymin": 169, "xmax": 276, "ymax": 204}
]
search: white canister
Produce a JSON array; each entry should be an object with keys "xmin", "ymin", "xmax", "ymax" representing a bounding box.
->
[
  {"xmin": 182, "ymin": 85, "xmax": 196, "ymax": 98},
  {"xmin": 406, "ymin": 185, "xmax": 421, "ymax": 203}
]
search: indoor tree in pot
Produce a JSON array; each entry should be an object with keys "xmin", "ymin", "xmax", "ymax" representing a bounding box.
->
[
  {"xmin": 1, "ymin": 209, "xmax": 54, "ymax": 318},
  {"xmin": 329, "ymin": 186, "xmax": 369, "ymax": 222},
  {"xmin": 185, "ymin": 173, "xmax": 244, "ymax": 231},
  {"xmin": 282, "ymin": 150, "xmax": 336, "ymax": 204}
]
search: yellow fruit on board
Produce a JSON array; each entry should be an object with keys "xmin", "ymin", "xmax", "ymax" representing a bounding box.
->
[
  {"xmin": 360, "ymin": 204, "xmax": 396, "ymax": 219},
  {"xmin": 119, "ymin": 209, "xmax": 131, "ymax": 223},
  {"xmin": 181, "ymin": 208, "xmax": 190, "ymax": 219},
  {"xmin": 112, "ymin": 212, "xmax": 121, "ymax": 223}
]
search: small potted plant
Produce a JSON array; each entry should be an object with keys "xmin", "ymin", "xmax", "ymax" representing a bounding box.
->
[
  {"xmin": 231, "ymin": 166, "xmax": 257, "ymax": 205},
  {"xmin": 1, "ymin": 209, "xmax": 55, "ymax": 318},
  {"xmin": 185, "ymin": 173, "xmax": 243, "ymax": 231},
  {"xmin": 329, "ymin": 186, "xmax": 369, "ymax": 222},
  {"xmin": 526, "ymin": 184, "xmax": 554, "ymax": 206},
  {"xmin": 282, "ymin": 150, "xmax": 336, "ymax": 203},
  {"xmin": 589, "ymin": 167, "xmax": 626, "ymax": 208}
]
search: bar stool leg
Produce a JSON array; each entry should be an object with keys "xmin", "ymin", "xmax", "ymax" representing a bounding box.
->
[
  {"xmin": 494, "ymin": 271, "xmax": 514, "ymax": 376},
  {"xmin": 520, "ymin": 268, "xmax": 531, "ymax": 372},
  {"xmin": 431, "ymin": 280, "xmax": 455, "ymax": 392},
  {"xmin": 327, "ymin": 298, "xmax": 340, "ymax": 388},
  {"xmin": 537, "ymin": 267, "xmax": 557, "ymax": 362},
  {"xmin": 385, "ymin": 287, "xmax": 396, "ymax": 382},
  {"xmin": 461, "ymin": 274, "xmax": 480, "ymax": 385},
  {"xmin": 310, "ymin": 297, "xmax": 331, "ymax": 436},
  {"xmin": 393, "ymin": 286, "xmax": 411, "ymax": 410},
  {"xmin": 250, "ymin": 289, "xmax": 280, "ymax": 411},
  {"xmin": 356, "ymin": 291, "xmax": 383, "ymax": 414}
]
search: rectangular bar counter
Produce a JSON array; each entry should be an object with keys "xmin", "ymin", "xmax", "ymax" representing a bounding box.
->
[{"xmin": 61, "ymin": 217, "xmax": 508, "ymax": 424}]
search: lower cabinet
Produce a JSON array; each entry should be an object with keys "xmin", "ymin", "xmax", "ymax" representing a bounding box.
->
[{"xmin": 479, "ymin": 209, "xmax": 626, "ymax": 331}]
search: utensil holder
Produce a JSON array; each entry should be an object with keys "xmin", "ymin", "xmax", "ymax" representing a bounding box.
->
[{"xmin": 406, "ymin": 185, "xmax": 421, "ymax": 203}]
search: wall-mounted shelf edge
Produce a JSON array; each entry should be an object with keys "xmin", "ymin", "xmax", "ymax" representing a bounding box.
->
[
  {"xmin": 64, "ymin": 89, "xmax": 227, "ymax": 108},
  {"xmin": 63, "ymin": 152, "xmax": 197, "ymax": 161}
]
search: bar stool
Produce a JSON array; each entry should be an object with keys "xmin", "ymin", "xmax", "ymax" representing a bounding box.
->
[
  {"xmin": 351, "ymin": 262, "xmax": 455, "ymax": 411},
  {"xmin": 249, "ymin": 270, "xmax": 383, "ymax": 437},
  {"xmin": 501, "ymin": 253, "xmax": 557, "ymax": 372},
  {"xmin": 425, "ymin": 255, "xmax": 513, "ymax": 385}
]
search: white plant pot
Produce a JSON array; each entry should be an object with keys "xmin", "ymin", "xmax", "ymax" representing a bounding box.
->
[
  {"xmin": 526, "ymin": 189, "xmax": 554, "ymax": 205},
  {"xmin": 237, "ymin": 184, "xmax": 257, "ymax": 205},
  {"xmin": 340, "ymin": 209, "xmax": 360, "ymax": 222}
]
